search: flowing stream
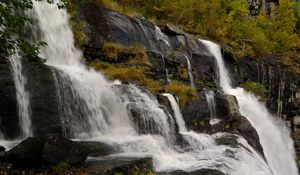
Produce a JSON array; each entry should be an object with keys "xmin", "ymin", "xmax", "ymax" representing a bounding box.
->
[
  {"xmin": 0, "ymin": 1, "xmax": 287, "ymax": 174},
  {"xmin": 184, "ymin": 55, "xmax": 195, "ymax": 88},
  {"xmin": 200, "ymin": 39, "xmax": 299, "ymax": 175},
  {"xmin": 9, "ymin": 54, "xmax": 32, "ymax": 138}
]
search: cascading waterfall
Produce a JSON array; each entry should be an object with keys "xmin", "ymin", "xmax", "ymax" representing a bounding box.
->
[
  {"xmin": 200, "ymin": 39, "xmax": 299, "ymax": 175},
  {"xmin": 29, "ymin": 1, "xmax": 276, "ymax": 174},
  {"xmin": 9, "ymin": 54, "xmax": 32, "ymax": 138},
  {"xmin": 184, "ymin": 55, "xmax": 195, "ymax": 88},
  {"xmin": 32, "ymin": 0, "xmax": 135, "ymax": 138},
  {"xmin": 205, "ymin": 91, "xmax": 221, "ymax": 125},
  {"xmin": 162, "ymin": 93, "xmax": 187, "ymax": 133}
]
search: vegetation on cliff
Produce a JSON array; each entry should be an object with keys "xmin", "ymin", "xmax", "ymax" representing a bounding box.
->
[{"xmin": 91, "ymin": 0, "xmax": 300, "ymax": 68}]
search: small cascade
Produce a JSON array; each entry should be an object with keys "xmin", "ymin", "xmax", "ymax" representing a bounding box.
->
[
  {"xmin": 116, "ymin": 85, "xmax": 176, "ymax": 144},
  {"xmin": 162, "ymin": 55, "xmax": 171, "ymax": 84},
  {"xmin": 184, "ymin": 55, "xmax": 195, "ymax": 87},
  {"xmin": 205, "ymin": 91, "xmax": 220, "ymax": 125},
  {"xmin": 200, "ymin": 39, "xmax": 299, "ymax": 175},
  {"xmin": 9, "ymin": 54, "xmax": 32, "ymax": 138},
  {"xmin": 165, "ymin": 68, "xmax": 171, "ymax": 84},
  {"xmin": 162, "ymin": 93, "xmax": 187, "ymax": 133},
  {"xmin": 155, "ymin": 26, "xmax": 170, "ymax": 46}
]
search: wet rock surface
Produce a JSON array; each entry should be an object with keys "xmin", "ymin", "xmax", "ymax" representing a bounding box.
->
[
  {"xmin": 158, "ymin": 169, "xmax": 225, "ymax": 175},
  {"xmin": 3, "ymin": 136, "xmax": 88, "ymax": 167}
]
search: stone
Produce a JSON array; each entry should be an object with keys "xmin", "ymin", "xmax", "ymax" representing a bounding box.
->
[
  {"xmin": 158, "ymin": 169, "xmax": 225, "ymax": 175},
  {"xmin": 215, "ymin": 94, "xmax": 239, "ymax": 119},
  {"xmin": 42, "ymin": 136, "xmax": 87, "ymax": 165},
  {"xmin": 82, "ymin": 157, "xmax": 154, "ymax": 175},
  {"xmin": 0, "ymin": 146, "xmax": 5, "ymax": 152},
  {"xmin": 77, "ymin": 141, "xmax": 117, "ymax": 157},
  {"xmin": 6, "ymin": 137, "xmax": 46, "ymax": 167}
]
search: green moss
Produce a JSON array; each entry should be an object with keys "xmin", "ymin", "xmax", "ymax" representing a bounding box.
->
[
  {"xmin": 178, "ymin": 64, "xmax": 189, "ymax": 80},
  {"xmin": 239, "ymin": 81, "xmax": 268, "ymax": 99}
]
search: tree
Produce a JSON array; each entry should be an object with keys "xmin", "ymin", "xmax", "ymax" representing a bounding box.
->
[{"xmin": 0, "ymin": 0, "xmax": 66, "ymax": 59}]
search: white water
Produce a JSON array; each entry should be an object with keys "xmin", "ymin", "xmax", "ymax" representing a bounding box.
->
[
  {"xmin": 155, "ymin": 26, "xmax": 170, "ymax": 46},
  {"xmin": 205, "ymin": 91, "xmax": 221, "ymax": 125},
  {"xmin": 29, "ymin": 1, "xmax": 275, "ymax": 174},
  {"xmin": 162, "ymin": 93, "xmax": 187, "ymax": 133},
  {"xmin": 184, "ymin": 55, "xmax": 195, "ymax": 88},
  {"xmin": 9, "ymin": 54, "xmax": 32, "ymax": 138},
  {"xmin": 200, "ymin": 39, "xmax": 299, "ymax": 175}
]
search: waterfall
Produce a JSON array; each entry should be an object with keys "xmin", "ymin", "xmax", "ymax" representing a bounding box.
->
[
  {"xmin": 205, "ymin": 91, "xmax": 220, "ymax": 125},
  {"xmin": 165, "ymin": 68, "xmax": 171, "ymax": 84},
  {"xmin": 162, "ymin": 93, "xmax": 187, "ymax": 133},
  {"xmin": 9, "ymin": 54, "xmax": 32, "ymax": 138},
  {"xmin": 155, "ymin": 26, "xmax": 170, "ymax": 46},
  {"xmin": 29, "ymin": 1, "xmax": 275, "ymax": 174},
  {"xmin": 32, "ymin": 0, "xmax": 134, "ymax": 138},
  {"xmin": 200, "ymin": 39, "xmax": 299, "ymax": 175},
  {"xmin": 184, "ymin": 55, "xmax": 195, "ymax": 88}
]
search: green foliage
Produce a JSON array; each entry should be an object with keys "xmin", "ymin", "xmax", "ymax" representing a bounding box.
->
[
  {"xmin": 102, "ymin": 41, "xmax": 149, "ymax": 65},
  {"xmin": 165, "ymin": 81, "xmax": 197, "ymax": 108},
  {"xmin": 90, "ymin": 59, "xmax": 196, "ymax": 108},
  {"xmin": 240, "ymin": 81, "xmax": 268, "ymax": 99},
  {"xmin": 93, "ymin": 0, "xmax": 300, "ymax": 65},
  {"xmin": 0, "ymin": 0, "xmax": 66, "ymax": 58}
]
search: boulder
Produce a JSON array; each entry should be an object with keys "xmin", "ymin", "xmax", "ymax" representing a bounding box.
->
[
  {"xmin": 159, "ymin": 169, "xmax": 225, "ymax": 175},
  {"xmin": 5, "ymin": 136, "xmax": 87, "ymax": 167},
  {"xmin": 42, "ymin": 136, "xmax": 87, "ymax": 165},
  {"xmin": 215, "ymin": 94, "xmax": 239, "ymax": 119},
  {"xmin": 0, "ymin": 145, "xmax": 5, "ymax": 152},
  {"xmin": 82, "ymin": 157, "xmax": 154, "ymax": 175},
  {"xmin": 77, "ymin": 141, "xmax": 117, "ymax": 157},
  {"xmin": 6, "ymin": 137, "xmax": 46, "ymax": 167},
  {"xmin": 226, "ymin": 114, "xmax": 264, "ymax": 156}
]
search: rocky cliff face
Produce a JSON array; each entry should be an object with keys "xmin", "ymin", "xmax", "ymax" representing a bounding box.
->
[
  {"xmin": 75, "ymin": 2, "xmax": 300, "ymax": 156},
  {"xmin": 0, "ymin": 1, "xmax": 299, "ymax": 164}
]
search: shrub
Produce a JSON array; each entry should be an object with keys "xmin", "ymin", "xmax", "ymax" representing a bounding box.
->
[{"xmin": 239, "ymin": 81, "xmax": 268, "ymax": 99}]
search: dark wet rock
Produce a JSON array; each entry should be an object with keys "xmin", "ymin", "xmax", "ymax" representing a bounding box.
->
[
  {"xmin": 0, "ymin": 163, "xmax": 12, "ymax": 175},
  {"xmin": 77, "ymin": 141, "xmax": 117, "ymax": 157},
  {"xmin": 182, "ymin": 91, "xmax": 212, "ymax": 133},
  {"xmin": 159, "ymin": 24, "xmax": 185, "ymax": 36},
  {"xmin": 82, "ymin": 157, "xmax": 154, "ymax": 175},
  {"xmin": 0, "ymin": 145, "xmax": 5, "ymax": 152},
  {"xmin": 215, "ymin": 94, "xmax": 239, "ymax": 119},
  {"xmin": 22, "ymin": 62, "xmax": 62, "ymax": 137},
  {"xmin": 0, "ymin": 59, "xmax": 20, "ymax": 139},
  {"xmin": 215, "ymin": 134, "xmax": 239, "ymax": 148},
  {"xmin": 42, "ymin": 136, "xmax": 87, "ymax": 165},
  {"xmin": 5, "ymin": 136, "xmax": 87, "ymax": 167},
  {"xmin": 5, "ymin": 137, "xmax": 46, "ymax": 167},
  {"xmin": 159, "ymin": 168, "xmax": 225, "ymax": 175},
  {"xmin": 226, "ymin": 114, "xmax": 264, "ymax": 156}
]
